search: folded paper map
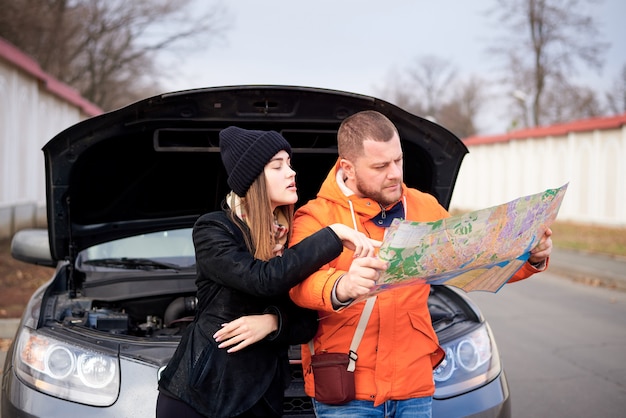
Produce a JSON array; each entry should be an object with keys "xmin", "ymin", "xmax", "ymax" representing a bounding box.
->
[{"xmin": 350, "ymin": 183, "xmax": 568, "ymax": 304}]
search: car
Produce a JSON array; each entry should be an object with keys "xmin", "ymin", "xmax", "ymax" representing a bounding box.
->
[{"xmin": 2, "ymin": 85, "xmax": 510, "ymax": 417}]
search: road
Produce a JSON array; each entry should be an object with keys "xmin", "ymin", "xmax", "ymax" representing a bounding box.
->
[{"xmin": 471, "ymin": 271, "xmax": 626, "ymax": 418}]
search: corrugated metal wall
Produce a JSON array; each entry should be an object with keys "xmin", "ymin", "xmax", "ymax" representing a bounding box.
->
[
  {"xmin": 0, "ymin": 38, "xmax": 101, "ymax": 240},
  {"xmin": 450, "ymin": 119, "xmax": 626, "ymax": 227}
]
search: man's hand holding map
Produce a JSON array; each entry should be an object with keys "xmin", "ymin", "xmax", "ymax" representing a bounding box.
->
[{"xmin": 349, "ymin": 183, "xmax": 568, "ymax": 305}]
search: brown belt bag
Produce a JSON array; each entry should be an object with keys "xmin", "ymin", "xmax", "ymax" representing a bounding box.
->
[
  {"xmin": 310, "ymin": 352, "xmax": 356, "ymax": 405},
  {"xmin": 308, "ymin": 297, "xmax": 376, "ymax": 405}
]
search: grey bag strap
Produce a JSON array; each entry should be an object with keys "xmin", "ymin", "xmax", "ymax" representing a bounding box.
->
[{"xmin": 308, "ymin": 295, "xmax": 377, "ymax": 372}]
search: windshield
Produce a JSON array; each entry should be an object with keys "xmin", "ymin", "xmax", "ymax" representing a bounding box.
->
[{"xmin": 77, "ymin": 228, "xmax": 195, "ymax": 270}]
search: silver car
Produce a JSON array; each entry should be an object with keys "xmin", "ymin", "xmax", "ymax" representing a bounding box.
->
[{"xmin": 2, "ymin": 85, "xmax": 509, "ymax": 417}]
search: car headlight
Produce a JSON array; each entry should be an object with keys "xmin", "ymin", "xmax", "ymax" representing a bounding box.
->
[
  {"xmin": 14, "ymin": 327, "xmax": 120, "ymax": 406},
  {"xmin": 433, "ymin": 323, "xmax": 502, "ymax": 398}
]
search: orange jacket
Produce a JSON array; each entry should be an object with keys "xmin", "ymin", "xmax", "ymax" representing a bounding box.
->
[{"xmin": 289, "ymin": 160, "xmax": 541, "ymax": 405}]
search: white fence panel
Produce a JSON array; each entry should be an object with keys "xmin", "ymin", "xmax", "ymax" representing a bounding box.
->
[
  {"xmin": 450, "ymin": 119, "xmax": 626, "ymax": 227},
  {"xmin": 0, "ymin": 39, "xmax": 101, "ymax": 240}
]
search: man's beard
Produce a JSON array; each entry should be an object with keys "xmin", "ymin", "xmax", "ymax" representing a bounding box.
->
[{"xmin": 355, "ymin": 177, "xmax": 402, "ymax": 207}]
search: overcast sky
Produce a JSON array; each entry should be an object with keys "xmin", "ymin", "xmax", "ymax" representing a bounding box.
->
[{"xmin": 160, "ymin": 0, "xmax": 626, "ymax": 134}]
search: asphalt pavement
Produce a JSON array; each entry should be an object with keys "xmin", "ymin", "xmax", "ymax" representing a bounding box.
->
[
  {"xmin": 2, "ymin": 248, "xmax": 626, "ymax": 370},
  {"xmin": 547, "ymin": 247, "xmax": 626, "ymax": 291}
]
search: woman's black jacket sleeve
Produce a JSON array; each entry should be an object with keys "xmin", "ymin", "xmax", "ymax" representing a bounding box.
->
[{"xmin": 193, "ymin": 210, "xmax": 343, "ymax": 297}]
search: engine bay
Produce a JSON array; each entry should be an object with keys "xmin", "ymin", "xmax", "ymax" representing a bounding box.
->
[
  {"xmin": 46, "ymin": 284, "xmax": 476, "ymax": 340},
  {"xmin": 54, "ymin": 293, "xmax": 198, "ymax": 338}
]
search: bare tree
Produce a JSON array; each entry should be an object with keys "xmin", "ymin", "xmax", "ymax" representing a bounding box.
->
[
  {"xmin": 406, "ymin": 55, "xmax": 457, "ymax": 119},
  {"xmin": 374, "ymin": 68, "xmax": 414, "ymax": 112},
  {"xmin": 376, "ymin": 57, "xmax": 484, "ymax": 138},
  {"xmin": 438, "ymin": 77, "xmax": 486, "ymax": 138},
  {"xmin": 0, "ymin": 0, "xmax": 230, "ymax": 111},
  {"xmin": 606, "ymin": 64, "xmax": 626, "ymax": 115},
  {"xmin": 543, "ymin": 81, "xmax": 604, "ymax": 121},
  {"xmin": 488, "ymin": 0, "xmax": 608, "ymax": 127}
]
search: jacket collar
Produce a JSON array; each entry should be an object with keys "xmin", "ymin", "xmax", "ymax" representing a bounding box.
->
[{"xmin": 320, "ymin": 159, "xmax": 407, "ymax": 222}]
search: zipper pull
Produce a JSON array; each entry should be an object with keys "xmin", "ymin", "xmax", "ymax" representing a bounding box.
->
[{"xmin": 378, "ymin": 203, "xmax": 386, "ymax": 219}]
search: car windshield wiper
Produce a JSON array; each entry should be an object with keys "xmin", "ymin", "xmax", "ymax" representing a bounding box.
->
[{"xmin": 83, "ymin": 258, "xmax": 180, "ymax": 270}]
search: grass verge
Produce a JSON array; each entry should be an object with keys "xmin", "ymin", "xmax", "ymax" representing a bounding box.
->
[{"xmin": 551, "ymin": 221, "xmax": 626, "ymax": 258}]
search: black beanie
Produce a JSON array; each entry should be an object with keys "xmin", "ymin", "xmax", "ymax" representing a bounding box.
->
[{"xmin": 219, "ymin": 126, "xmax": 292, "ymax": 197}]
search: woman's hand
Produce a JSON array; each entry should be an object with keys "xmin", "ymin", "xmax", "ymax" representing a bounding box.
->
[
  {"xmin": 213, "ymin": 314, "xmax": 278, "ymax": 353},
  {"xmin": 329, "ymin": 223, "xmax": 381, "ymax": 258}
]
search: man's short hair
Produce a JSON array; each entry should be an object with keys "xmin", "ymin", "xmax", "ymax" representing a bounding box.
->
[{"xmin": 337, "ymin": 110, "xmax": 399, "ymax": 161}]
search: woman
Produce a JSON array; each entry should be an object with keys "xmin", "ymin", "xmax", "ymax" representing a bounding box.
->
[{"xmin": 157, "ymin": 126, "xmax": 379, "ymax": 417}]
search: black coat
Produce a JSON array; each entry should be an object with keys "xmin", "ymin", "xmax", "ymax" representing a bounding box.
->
[{"xmin": 158, "ymin": 210, "xmax": 343, "ymax": 417}]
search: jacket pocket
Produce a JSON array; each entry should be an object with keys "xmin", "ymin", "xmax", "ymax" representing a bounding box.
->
[
  {"xmin": 407, "ymin": 311, "xmax": 445, "ymax": 369},
  {"xmin": 187, "ymin": 326, "xmax": 218, "ymax": 389}
]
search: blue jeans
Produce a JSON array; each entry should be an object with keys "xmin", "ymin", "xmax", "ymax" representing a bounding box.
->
[{"xmin": 312, "ymin": 397, "xmax": 432, "ymax": 418}]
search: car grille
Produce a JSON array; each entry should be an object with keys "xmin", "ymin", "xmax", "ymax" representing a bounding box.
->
[{"xmin": 284, "ymin": 345, "xmax": 314, "ymax": 417}]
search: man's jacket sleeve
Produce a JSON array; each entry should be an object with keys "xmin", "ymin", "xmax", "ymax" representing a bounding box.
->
[
  {"xmin": 508, "ymin": 258, "xmax": 550, "ymax": 283},
  {"xmin": 289, "ymin": 204, "xmax": 345, "ymax": 312}
]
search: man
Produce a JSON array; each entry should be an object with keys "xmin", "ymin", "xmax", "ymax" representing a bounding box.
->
[{"xmin": 289, "ymin": 110, "xmax": 552, "ymax": 417}]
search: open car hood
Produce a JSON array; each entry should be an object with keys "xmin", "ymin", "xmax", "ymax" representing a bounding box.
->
[{"xmin": 43, "ymin": 85, "xmax": 468, "ymax": 261}]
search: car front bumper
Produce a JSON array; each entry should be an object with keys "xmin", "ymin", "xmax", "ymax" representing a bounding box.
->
[{"xmin": 432, "ymin": 371, "xmax": 511, "ymax": 418}]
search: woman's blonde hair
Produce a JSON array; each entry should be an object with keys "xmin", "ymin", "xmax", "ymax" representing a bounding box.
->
[{"xmin": 237, "ymin": 171, "xmax": 294, "ymax": 261}]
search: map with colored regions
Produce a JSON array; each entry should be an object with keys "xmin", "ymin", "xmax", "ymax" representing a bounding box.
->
[{"xmin": 350, "ymin": 183, "xmax": 568, "ymax": 304}]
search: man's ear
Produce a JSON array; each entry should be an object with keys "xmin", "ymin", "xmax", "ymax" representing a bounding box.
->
[{"xmin": 339, "ymin": 158, "xmax": 355, "ymax": 179}]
